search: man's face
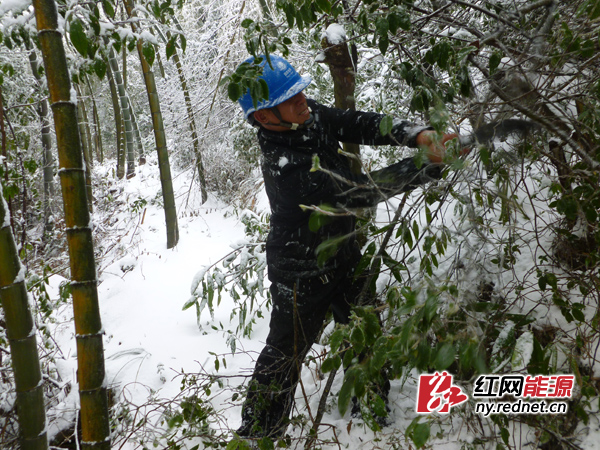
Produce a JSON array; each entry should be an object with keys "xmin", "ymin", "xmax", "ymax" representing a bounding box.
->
[{"xmin": 254, "ymin": 92, "xmax": 310, "ymax": 131}]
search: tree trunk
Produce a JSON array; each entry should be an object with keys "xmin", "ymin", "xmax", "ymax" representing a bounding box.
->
[
  {"xmin": 106, "ymin": 62, "xmax": 123, "ymax": 172},
  {"xmin": 321, "ymin": 27, "xmax": 360, "ymax": 174},
  {"xmin": 0, "ymin": 181, "xmax": 49, "ymax": 450},
  {"xmin": 106, "ymin": 46, "xmax": 135, "ymax": 179},
  {"xmin": 167, "ymin": 21, "xmax": 208, "ymax": 203},
  {"xmin": 27, "ymin": 47, "xmax": 55, "ymax": 234},
  {"xmin": 126, "ymin": 0, "xmax": 179, "ymax": 248},
  {"xmin": 32, "ymin": 1, "xmax": 111, "ymax": 449}
]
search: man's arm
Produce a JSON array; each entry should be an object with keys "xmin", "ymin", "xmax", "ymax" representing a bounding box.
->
[
  {"xmin": 313, "ymin": 101, "xmax": 430, "ymax": 147},
  {"xmin": 332, "ymin": 158, "xmax": 443, "ymax": 209}
]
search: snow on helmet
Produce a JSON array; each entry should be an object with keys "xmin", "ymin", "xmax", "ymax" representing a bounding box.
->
[{"xmin": 238, "ymin": 54, "xmax": 311, "ymax": 119}]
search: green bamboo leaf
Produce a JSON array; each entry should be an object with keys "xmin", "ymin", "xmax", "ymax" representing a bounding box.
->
[
  {"xmin": 69, "ymin": 18, "xmax": 88, "ymax": 57},
  {"xmin": 166, "ymin": 35, "xmax": 177, "ymax": 60},
  {"xmin": 511, "ymin": 331, "xmax": 533, "ymax": 371},
  {"xmin": 182, "ymin": 297, "xmax": 197, "ymax": 311},
  {"xmin": 142, "ymin": 42, "xmax": 155, "ymax": 66},
  {"xmin": 433, "ymin": 342, "xmax": 455, "ymax": 370}
]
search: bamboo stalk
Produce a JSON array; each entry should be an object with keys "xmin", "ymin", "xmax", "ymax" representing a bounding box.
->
[
  {"xmin": 125, "ymin": 0, "xmax": 179, "ymax": 248},
  {"xmin": 32, "ymin": 0, "xmax": 111, "ymax": 448},
  {"xmin": 0, "ymin": 182, "xmax": 48, "ymax": 450}
]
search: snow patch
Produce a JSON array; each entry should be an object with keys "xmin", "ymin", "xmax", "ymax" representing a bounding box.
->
[
  {"xmin": 278, "ymin": 156, "xmax": 289, "ymax": 168},
  {"xmin": 13, "ymin": 263, "xmax": 25, "ymax": 284},
  {"xmin": 0, "ymin": 0, "xmax": 30, "ymax": 18},
  {"xmin": 322, "ymin": 23, "xmax": 346, "ymax": 45},
  {"xmin": 1, "ymin": 189, "xmax": 10, "ymax": 229}
]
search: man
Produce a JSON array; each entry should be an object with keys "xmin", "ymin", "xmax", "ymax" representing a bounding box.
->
[{"xmin": 235, "ymin": 54, "xmax": 459, "ymax": 439}]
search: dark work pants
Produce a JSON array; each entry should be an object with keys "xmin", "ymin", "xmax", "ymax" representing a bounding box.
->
[{"xmin": 239, "ymin": 267, "xmax": 365, "ymax": 438}]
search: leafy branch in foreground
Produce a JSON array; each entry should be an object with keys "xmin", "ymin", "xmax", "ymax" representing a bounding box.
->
[{"xmin": 183, "ymin": 211, "xmax": 269, "ymax": 352}]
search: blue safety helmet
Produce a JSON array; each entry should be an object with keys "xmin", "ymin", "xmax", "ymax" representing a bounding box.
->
[{"xmin": 238, "ymin": 54, "xmax": 312, "ymax": 120}]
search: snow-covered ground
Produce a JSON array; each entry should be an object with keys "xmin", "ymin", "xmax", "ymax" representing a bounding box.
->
[{"xmin": 42, "ymin": 153, "xmax": 600, "ymax": 450}]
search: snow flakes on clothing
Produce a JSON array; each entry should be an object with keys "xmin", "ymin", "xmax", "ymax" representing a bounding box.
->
[{"xmin": 278, "ymin": 156, "xmax": 289, "ymax": 168}]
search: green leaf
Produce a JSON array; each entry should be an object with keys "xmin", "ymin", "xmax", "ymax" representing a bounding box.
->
[
  {"xmin": 257, "ymin": 437, "xmax": 274, "ymax": 450},
  {"xmin": 501, "ymin": 427, "xmax": 510, "ymax": 445},
  {"xmin": 411, "ymin": 422, "xmax": 430, "ymax": 448},
  {"xmin": 227, "ymin": 82, "xmax": 243, "ymax": 102},
  {"xmin": 372, "ymin": 394, "xmax": 387, "ymax": 417},
  {"xmin": 433, "ymin": 342, "xmax": 455, "ymax": 370},
  {"xmin": 241, "ymin": 18, "xmax": 254, "ymax": 28},
  {"xmin": 538, "ymin": 273, "xmax": 547, "ymax": 291},
  {"xmin": 363, "ymin": 310, "xmax": 381, "ymax": 345},
  {"xmin": 69, "ymin": 18, "xmax": 88, "ymax": 57},
  {"xmin": 310, "ymin": 154, "xmax": 321, "ymax": 172},
  {"xmin": 226, "ymin": 438, "xmax": 252, "ymax": 450},
  {"xmin": 376, "ymin": 17, "xmax": 389, "ymax": 37},
  {"xmin": 321, "ymin": 355, "xmax": 341, "ymax": 373},
  {"xmin": 431, "ymin": 41, "xmax": 453, "ymax": 71},
  {"xmin": 93, "ymin": 59, "xmax": 107, "ymax": 80},
  {"xmin": 315, "ymin": 235, "xmax": 348, "ymax": 267},
  {"xmin": 338, "ymin": 374, "xmax": 354, "ymax": 415},
  {"xmin": 258, "ymin": 78, "xmax": 269, "ymax": 102},
  {"xmin": 379, "ymin": 115, "xmax": 394, "ymax": 136},
  {"xmin": 315, "ymin": 0, "xmax": 331, "ymax": 13},
  {"xmin": 166, "ymin": 35, "xmax": 177, "ymax": 60},
  {"xmin": 378, "ymin": 35, "xmax": 389, "ymax": 55},
  {"xmin": 3, "ymin": 35, "xmax": 12, "ymax": 50},
  {"xmin": 412, "ymin": 221, "xmax": 420, "ymax": 240},
  {"xmin": 587, "ymin": 0, "xmax": 600, "ymax": 19},
  {"xmin": 102, "ymin": 0, "xmax": 115, "ymax": 19},
  {"xmin": 142, "ymin": 42, "xmax": 155, "ymax": 66},
  {"xmin": 182, "ymin": 297, "xmax": 197, "ymax": 311},
  {"xmin": 350, "ymin": 326, "xmax": 365, "ymax": 354},
  {"xmin": 489, "ymin": 51, "xmax": 502, "ymax": 75},
  {"xmin": 511, "ymin": 331, "xmax": 533, "ymax": 371},
  {"xmin": 127, "ymin": 38, "xmax": 136, "ymax": 53},
  {"xmin": 308, "ymin": 209, "xmax": 333, "ymax": 232},
  {"xmin": 572, "ymin": 307, "xmax": 585, "ymax": 322},
  {"xmin": 329, "ymin": 328, "xmax": 344, "ymax": 351},
  {"xmin": 480, "ymin": 146, "xmax": 491, "ymax": 167},
  {"xmin": 458, "ymin": 65, "xmax": 472, "ymax": 97}
]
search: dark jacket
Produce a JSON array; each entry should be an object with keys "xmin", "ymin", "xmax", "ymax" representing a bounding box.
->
[{"xmin": 258, "ymin": 99, "xmax": 442, "ymax": 283}]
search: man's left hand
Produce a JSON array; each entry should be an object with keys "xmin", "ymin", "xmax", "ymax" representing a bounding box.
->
[{"xmin": 416, "ymin": 130, "xmax": 470, "ymax": 163}]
